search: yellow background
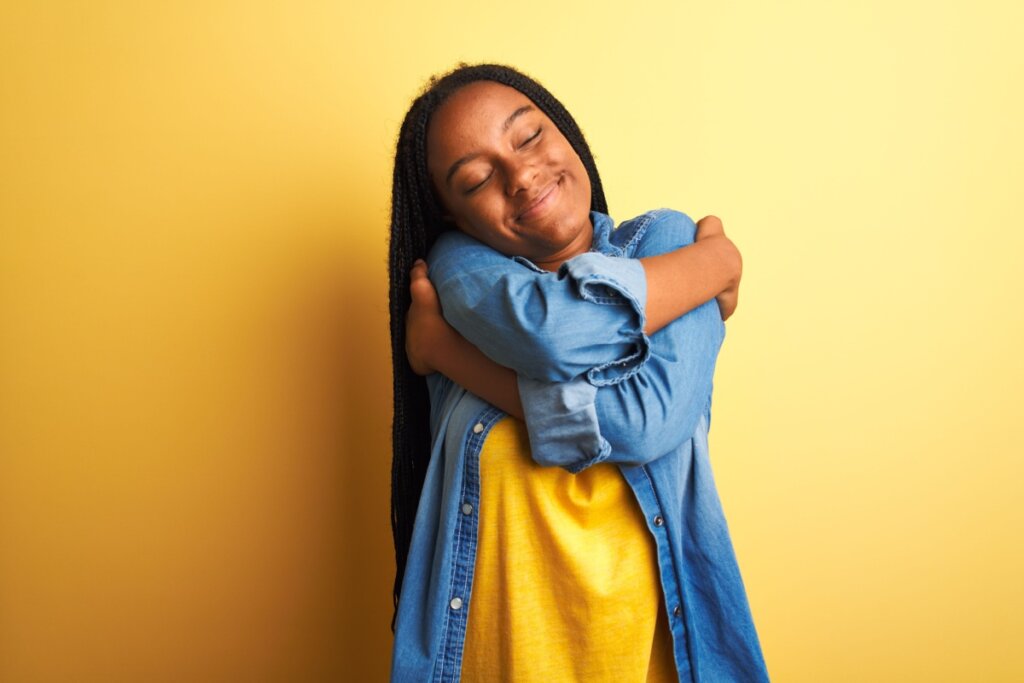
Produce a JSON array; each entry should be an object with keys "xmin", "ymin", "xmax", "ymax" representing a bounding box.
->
[{"xmin": 2, "ymin": 1, "xmax": 1021, "ymax": 681}]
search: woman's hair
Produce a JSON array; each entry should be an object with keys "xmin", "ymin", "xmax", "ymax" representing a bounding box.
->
[{"xmin": 387, "ymin": 62, "xmax": 608, "ymax": 631}]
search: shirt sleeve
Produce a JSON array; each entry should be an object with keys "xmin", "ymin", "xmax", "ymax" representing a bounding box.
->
[
  {"xmin": 428, "ymin": 211, "xmax": 725, "ymax": 474},
  {"xmin": 428, "ymin": 230, "xmax": 651, "ymax": 384},
  {"xmin": 517, "ymin": 211, "xmax": 726, "ymax": 473}
]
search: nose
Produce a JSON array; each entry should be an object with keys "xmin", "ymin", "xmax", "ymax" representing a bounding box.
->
[{"xmin": 504, "ymin": 158, "xmax": 538, "ymax": 197}]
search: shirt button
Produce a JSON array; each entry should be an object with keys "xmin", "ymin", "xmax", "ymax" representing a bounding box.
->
[
  {"xmin": 450, "ymin": 597, "xmax": 463, "ymax": 610},
  {"xmin": 673, "ymin": 604, "xmax": 682, "ymax": 617},
  {"xmin": 653, "ymin": 515, "xmax": 664, "ymax": 526},
  {"xmin": 472, "ymin": 423, "xmax": 484, "ymax": 434},
  {"xmin": 462, "ymin": 503, "xmax": 473, "ymax": 515}
]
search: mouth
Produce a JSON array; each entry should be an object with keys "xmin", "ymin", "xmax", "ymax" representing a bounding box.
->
[{"xmin": 517, "ymin": 176, "xmax": 563, "ymax": 222}]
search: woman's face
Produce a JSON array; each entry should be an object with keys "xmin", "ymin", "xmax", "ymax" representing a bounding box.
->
[{"xmin": 426, "ymin": 80, "xmax": 594, "ymax": 270}]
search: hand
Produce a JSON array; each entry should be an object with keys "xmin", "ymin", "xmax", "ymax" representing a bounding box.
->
[
  {"xmin": 696, "ymin": 215, "xmax": 741, "ymax": 321},
  {"xmin": 405, "ymin": 259, "xmax": 453, "ymax": 376},
  {"xmin": 696, "ymin": 214, "xmax": 725, "ymax": 241}
]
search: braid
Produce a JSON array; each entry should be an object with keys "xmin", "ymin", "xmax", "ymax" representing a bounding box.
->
[{"xmin": 387, "ymin": 62, "xmax": 607, "ymax": 632}]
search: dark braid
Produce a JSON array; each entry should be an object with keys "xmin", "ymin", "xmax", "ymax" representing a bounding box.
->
[{"xmin": 387, "ymin": 62, "xmax": 608, "ymax": 632}]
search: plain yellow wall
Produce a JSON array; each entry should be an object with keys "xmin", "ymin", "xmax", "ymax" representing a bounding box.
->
[{"xmin": 2, "ymin": 1, "xmax": 1022, "ymax": 681}]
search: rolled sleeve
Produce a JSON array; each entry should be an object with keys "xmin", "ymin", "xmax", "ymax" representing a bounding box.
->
[
  {"xmin": 557, "ymin": 252, "xmax": 651, "ymax": 386},
  {"xmin": 517, "ymin": 210, "xmax": 725, "ymax": 473},
  {"xmin": 428, "ymin": 231, "xmax": 652, "ymax": 384},
  {"xmin": 426, "ymin": 210, "xmax": 724, "ymax": 475},
  {"xmin": 516, "ymin": 375, "xmax": 611, "ymax": 473}
]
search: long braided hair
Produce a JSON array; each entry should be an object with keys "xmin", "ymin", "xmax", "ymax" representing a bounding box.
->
[{"xmin": 387, "ymin": 62, "xmax": 608, "ymax": 632}]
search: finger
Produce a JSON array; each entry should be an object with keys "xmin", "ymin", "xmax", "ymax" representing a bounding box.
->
[
  {"xmin": 409, "ymin": 262, "xmax": 438, "ymax": 304},
  {"xmin": 410, "ymin": 258, "xmax": 428, "ymax": 278},
  {"xmin": 697, "ymin": 215, "xmax": 723, "ymax": 232}
]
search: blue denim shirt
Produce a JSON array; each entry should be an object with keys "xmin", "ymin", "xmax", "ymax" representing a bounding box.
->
[{"xmin": 390, "ymin": 209, "xmax": 770, "ymax": 682}]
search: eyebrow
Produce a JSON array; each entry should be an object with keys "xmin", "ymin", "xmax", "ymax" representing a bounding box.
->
[{"xmin": 444, "ymin": 105, "xmax": 536, "ymax": 187}]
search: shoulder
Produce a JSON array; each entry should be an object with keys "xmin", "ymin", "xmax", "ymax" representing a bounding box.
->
[
  {"xmin": 612, "ymin": 208, "xmax": 697, "ymax": 257},
  {"xmin": 427, "ymin": 230, "xmax": 548, "ymax": 292},
  {"xmin": 427, "ymin": 229, "xmax": 483, "ymax": 266},
  {"xmin": 426, "ymin": 230, "xmax": 509, "ymax": 287}
]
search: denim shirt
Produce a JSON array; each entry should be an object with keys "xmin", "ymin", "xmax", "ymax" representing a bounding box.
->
[{"xmin": 389, "ymin": 209, "xmax": 770, "ymax": 682}]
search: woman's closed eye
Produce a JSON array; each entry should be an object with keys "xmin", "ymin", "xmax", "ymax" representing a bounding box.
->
[
  {"xmin": 519, "ymin": 127, "xmax": 542, "ymax": 147},
  {"xmin": 464, "ymin": 173, "xmax": 492, "ymax": 195},
  {"xmin": 462, "ymin": 128, "xmax": 544, "ymax": 195}
]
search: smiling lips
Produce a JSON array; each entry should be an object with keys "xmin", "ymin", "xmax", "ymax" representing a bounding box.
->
[{"xmin": 517, "ymin": 176, "xmax": 562, "ymax": 221}]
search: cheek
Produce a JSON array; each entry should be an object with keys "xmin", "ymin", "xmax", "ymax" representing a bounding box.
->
[
  {"xmin": 465, "ymin": 205, "xmax": 507, "ymax": 242},
  {"xmin": 568, "ymin": 156, "xmax": 591, "ymax": 200}
]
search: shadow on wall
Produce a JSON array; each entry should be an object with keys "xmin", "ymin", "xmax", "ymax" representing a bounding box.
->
[{"xmin": 255, "ymin": 192, "xmax": 395, "ymax": 680}]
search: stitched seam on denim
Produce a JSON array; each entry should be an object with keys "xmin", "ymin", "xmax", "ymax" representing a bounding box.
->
[
  {"xmin": 620, "ymin": 209, "xmax": 662, "ymax": 255},
  {"xmin": 587, "ymin": 332, "xmax": 651, "ymax": 386},
  {"xmin": 575, "ymin": 267, "xmax": 650, "ymax": 386},
  {"xmin": 449, "ymin": 405, "xmax": 503, "ymax": 681},
  {"xmin": 578, "ymin": 272, "xmax": 639, "ymax": 298},
  {"xmin": 577, "ymin": 273, "xmax": 634, "ymax": 305},
  {"xmin": 566, "ymin": 438, "xmax": 612, "ymax": 474},
  {"xmin": 437, "ymin": 410, "xmax": 474, "ymax": 683},
  {"xmin": 639, "ymin": 462, "xmax": 699, "ymax": 682},
  {"xmin": 436, "ymin": 405, "xmax": 504, "ymax": 682},
  {"xmin": 435, "ymin": 407, "xmax": 479, "ymax": 683}
]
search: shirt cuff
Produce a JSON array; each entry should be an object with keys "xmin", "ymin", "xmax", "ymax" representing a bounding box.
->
[
  {"xmin": 516, "ymin": 374, "xmax": 612, "ymax": 474},
  {"xmin": 558, "ymin": 252, "xmax": 652, "ymax": 386}
]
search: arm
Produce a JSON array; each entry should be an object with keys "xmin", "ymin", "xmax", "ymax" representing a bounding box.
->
[
  {"xmin": 426, "ymin": 210, "xmax": 738, "ymax": 382},
  {"xmin": 518, "ymin": 211, "xmax": 728, "ymax": 470},
  {"xmin": 415, "ymin": 210, "xmax": 737, "ymax": 472},
  {"xmin": 427, "ymin": 230, "xmax": 650, "ymax": 384},
  {"xmin": 427, "ymin": 213, "xmax": 739, "ymax": 385},
  {"xmin": 644, "ymin": 214, "xmax": 741, "ymax": 330},
  {"xmin": 407, "ymin": 259, "xmax": 524, "ymax": 420},
  {"xmin": 641, "ymin": 215, "xmax": 741, "ymax": 333}
]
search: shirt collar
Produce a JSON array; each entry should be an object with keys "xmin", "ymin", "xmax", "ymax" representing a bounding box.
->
[{"xmin": 589, "ymin": 210, "xmax": 620, "ymax": 256}]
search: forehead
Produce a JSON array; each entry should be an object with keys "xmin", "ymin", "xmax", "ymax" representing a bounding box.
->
[{"xmin": 426, "ymin": 81, "xmax": 541, "ymax": 166}]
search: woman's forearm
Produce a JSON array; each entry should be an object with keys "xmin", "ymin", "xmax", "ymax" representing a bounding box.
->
[
  {"xmin": 431, "ymin": 330, "xmax": 525, "ymax": 421},
  {"xmin": 407, "ymin": 258, "xmax": 526, "ymax": 420},
  {"xmin": 640, "ymin": 234, "xmax": 740, "ymax": 335}
]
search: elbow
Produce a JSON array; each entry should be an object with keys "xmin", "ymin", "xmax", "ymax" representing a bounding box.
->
[
  {"xmin": 596, "ymin": 395, "xmax": 674, "ymax": 465},
  {"xmin": 603, "ymin": 427, "xmax": 677, "ymax": 467},
  {"xmin": 599, "ymin": 389, "xmax": 706, "ymax": 466}
]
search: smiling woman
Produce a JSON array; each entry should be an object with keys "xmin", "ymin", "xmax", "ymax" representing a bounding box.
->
[
  {"xmin": 387, "ymin": 62, "xmax": 767, "ymax": 682},
  {"xmin": 425, "ymin": 81, "xmax": 594, "ymax": 270}
]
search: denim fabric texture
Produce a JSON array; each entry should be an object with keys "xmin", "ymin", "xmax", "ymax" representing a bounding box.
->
[{"xmin": 389, "ymin": 209, "xmax": 770, "ymax": 682}]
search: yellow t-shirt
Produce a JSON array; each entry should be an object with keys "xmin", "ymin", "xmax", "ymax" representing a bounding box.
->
[{"xmin": 460, "ymin": 416, "xmax": 678, "ymax": 682}]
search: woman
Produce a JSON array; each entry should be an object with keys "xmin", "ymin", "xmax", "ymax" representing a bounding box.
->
[{"xmin": 388, "ymin": 63, "xmax": 768, "ymax": 682}]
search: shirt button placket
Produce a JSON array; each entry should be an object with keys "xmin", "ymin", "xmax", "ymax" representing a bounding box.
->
[{"xmin": 650, "ymin": 513, "xmax": 680, "ymax": 623}]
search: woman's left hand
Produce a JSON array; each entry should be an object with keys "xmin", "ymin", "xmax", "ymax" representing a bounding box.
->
[{"xmin": 696, "ymin": 215, "xmax": 741, "ymax": 322}]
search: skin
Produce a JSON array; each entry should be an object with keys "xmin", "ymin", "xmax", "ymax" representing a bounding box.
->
[
  {"xmin": 407, "ymin": 80, "xmax": 742, "ymax": 419},
  {"xmin": 425, "ymin": 80, "xmax": 596, "ymax": 271}
]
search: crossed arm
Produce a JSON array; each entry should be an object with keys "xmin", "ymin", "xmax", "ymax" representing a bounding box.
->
[{"xmin": 406, "ymin": 212, "xmax": 742, "ymax": 469}]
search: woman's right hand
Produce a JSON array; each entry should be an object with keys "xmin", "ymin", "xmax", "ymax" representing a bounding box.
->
[
  {"xmin": 696, "ymin": 215, "xmax": 741, "ymax": 321},
  {"xmin": 405, "ymin": 259, "xmax": 454, "ymax": 376}
]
